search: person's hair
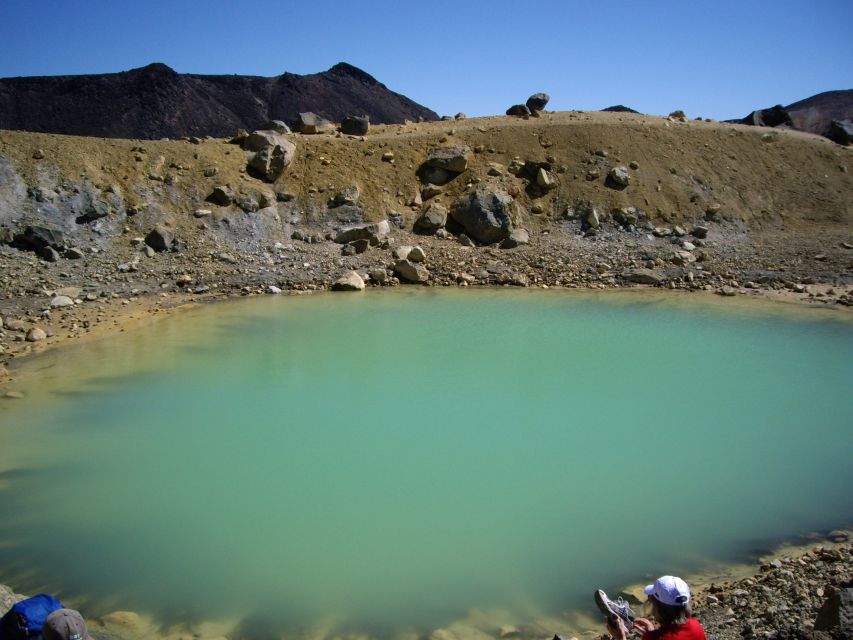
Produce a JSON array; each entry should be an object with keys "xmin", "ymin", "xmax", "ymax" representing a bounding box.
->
[{"xmin": 649, "ymin": 596, "xmax": 691, "ymax": 625}]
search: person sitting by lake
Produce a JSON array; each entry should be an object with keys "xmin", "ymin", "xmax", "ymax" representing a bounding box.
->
[{"xmin": 596, "ymin": 575, "xmax": 707, "ymax": 640}]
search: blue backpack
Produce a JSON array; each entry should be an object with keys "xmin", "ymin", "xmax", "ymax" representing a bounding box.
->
[{"xmin": 0, "ymin": 594, "xmax": 63, "ymax": 639}]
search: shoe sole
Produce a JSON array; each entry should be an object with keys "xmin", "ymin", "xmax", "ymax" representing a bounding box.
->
[{"xmin": 594, "ymin": 589, "xmax": 634, "ymax": 625}]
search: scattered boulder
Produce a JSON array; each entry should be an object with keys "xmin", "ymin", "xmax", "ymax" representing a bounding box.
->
[
  {"xmin": 578, "ymin": 201, "xmax": 601, "ymax": 230},
  {"xmin": 606, "ymin": 166, "xmax": 630, "ymax": 189},
  {"xmin": 332, "ymin": 271, "xmax": 366, "ymax": 291},
  {"xmin": 291, "ymin": 112, "xmax": 335, "ymax": 134},
  {"xmin": 501, "ymin": 228, "xmax": 530, "ymax": 249},
  {"xmin": 145, "ymin": 226, "xmax": 173, "ymax": 252},
  {"xmin": 341, "ymin": 115, "xmax": 370, "ymax": 136},
  {"xmin": 209, "ymin": 185, "xmax": 235, "ymax": 206},
  {"xmin": 261, "ymin": 120, "xmax": 291, "ymax": 133},
  {"xmin": 40, "ymin": 246, "xmax": 60, "ymax": 262},
  {"xmin": 451, "ymin": 189, "xmax": 515, "ymax": 244},
  {"xmin": 11, "ymin": 225, "xmax": 65, "ymax": 252},
  {"xmin": 50, "ymin": 296, "xmax": 74, "ymax": 308},
  {"xmin": 420, "ymin": 166, "xmax": 454, "ymax": 185},
  {"xmin": 830, "ymin": 119, "xmax": 853, "ymax": 145},
  {"xmin": 536, "ymin": 168, "xmax": 557, "ymax": 190},
  {"xmin": 332, "ymin": 186, "xmax": 360, "ymax": 207},
  {"xmin": 815, "ymin": 588, "xmax": 853, "ymax": 633},
  {"xmin": 415, "ymin": 203, "xmax": 448, "ymax": 233},
  {"xmin": 393, "ymin": 245, "xmax": 414, "ymax": 260},
  {"xmin": 394, "ymin": 259, "xmax": 430, "ymax": 283},
  {"xmin": 425, "ymin": 146, "xmax": 471, "ymax": 174},
  {"xmin": 334, "ymin": 220, "xmax": 391, "ymax": 245},
  {"xmin": 408, "ymin": 246, "xmax": 426, "ymax": 263},
  {"xmin": 736, "ymin": 105, "xmax": 794, "ymax": 128},
  {"xmin": 344, "ymin": 238, "xmax": 370, "ymax": 254},
  {"xmin": 692, "ymin": 225, "xmax": 709, "ymax": 239},
  {"xmin": 526, "ymin": 92, "xmax": 550, "ymax": 113},
  {"xmin": 26, "ymin": 327, "xmax": 47, "ymax": 342},
  {"xmin": 247, "ymin": 139, "xmax": 296, "ymax": 183},
  {"xmin": 506, "ymin": 104, "xmax": 531, "ymax": 117},
  {"xmin": 64, "ymin": 248, "xmax": 85, "ymax": 260},
  {"xmin": 622, "ymin": 269, "xmax": 663, "ymax": 285}
]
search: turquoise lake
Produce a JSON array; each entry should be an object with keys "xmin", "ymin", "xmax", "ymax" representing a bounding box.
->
[{"xmin": 0, "ymin": 289, "xmax": 851, "ymax": 637}]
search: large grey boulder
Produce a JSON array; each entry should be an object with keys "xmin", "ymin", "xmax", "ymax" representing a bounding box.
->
[
  {"xmin": 332, "ymin": 271, "xmax": 366, "ymax": 291},
  {"xmin": 622, "ymin": 269, "xmax": 663, "ymax": 285},
  {"xmin": 415, "ymin": 203, "xmax": 448, "ymax": 233},
  {"xmin": 340, "ymin": 115, "xmax": 370, "ymax": 136},
  {"xmin": 291, "ymin": 112, "xmax": 335, "ymax": 134},
  {"xmin": 145, "ymin": 226, "xmax": 173, "ymax": 252},
  {"xmin": 243, "ymin": 130, "xmax": 296, "ymax": 182},
  {"xmin": 606, "ymin": 167, "xmax": 630, "ymax": 189},
  {"xmin": 526, "ymin": 92, "xmax": 550, "ymax": 112},
  {"xmin": 334, "ymin": 220, "xmax": 390, "ymax": 245},
  {"xmin": 12, "ymin": 225, "xmax": 65, "ymax": 251},
  {"xmin": 451, "ymin": 190, "xmax": 514, "ymax": 244},
  {"xmin": 394, "ymin": 259, "xmax": 430, "ymax": 283},
  {"xmin": 815, "ymin": 588, "xmax": 852, "ymax": 633},
  {"xmin": 425, "ymin": 146, "xmax": 471, "ymax": 173}
]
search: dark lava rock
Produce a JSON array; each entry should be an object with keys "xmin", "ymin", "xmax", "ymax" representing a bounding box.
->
[
  {"xmin": 0, "ymin": 61, "xmax": 438, "ymax": 139},
  {"xmin": 736, "ymin": 104, "xmax": 794, "ymax": 128},
  {"xmin": 145, "ymin": 226, "xmax": 173, "ymax": 252},
  {"xmin": 506, "ymin": 104, "xmax": 531, "ymax": 117},
  {"xmin": 830, "ymin": 119, "xmax": 853, "ymax": 145},
  {"xmin": 11, "ymin": 225, "xmax": 65, "ymax": 252},
  {"xmin": 340, "ymin": 115, "xmax": 369, "ymax": 136},
  {"xmin": 451, "ymin": 190, "xmax": 514, "ymax": 244},
  {"xmin": 526, "ymin": 92, "xmax": 550, "ymax": 112}
]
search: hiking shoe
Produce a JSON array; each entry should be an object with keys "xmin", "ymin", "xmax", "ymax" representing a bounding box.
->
[{"xmin": 594, "ymin": 589, "xmax": 636, "ymax": 629}]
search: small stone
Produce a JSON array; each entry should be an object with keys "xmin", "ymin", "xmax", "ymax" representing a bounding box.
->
[
  {"xmin": 4, "ymin": 390, "xmax": 25, "ymax": 399},
  {"xmin": 193, "ymin": 209, "xmax": 212, "ymax": 218},
  {"xmin": 64, "ymin": 248, "xmax": 85, "ymax": 259},
  {"xmin": 607, "ymin": 167, "xmax": 630, "ymax": 189},
  {"xmin": 718, "ymin": 286, "xmax": 737, "ymax": 297},
  {"xmin": 382, "ymin": 151, "xmax": 395, "ymax": 162},
  {"xmin": 536, "ymin": 168, "xmax": 557, "ymax": 190},
  {"xmin": 692, "ymin": 225, "xmax": 709, "ymax": 239},
  {"xmin": 26, "ymin": 327, "xmax": 47, "ymax": 342},
  {"xmin": 629, "ymin": 161, "xmax": 639, "ymax": 170},
  {"xmin": 408, "ymin": 246, "xmax": 426, "ymax": 263},
  {"xmin": 50, "ymin": 296, "xmax": 75, "ymax": 308}
]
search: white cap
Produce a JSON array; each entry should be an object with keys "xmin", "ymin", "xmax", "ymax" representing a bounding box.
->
[{"xmin": 644, "ymin": 575, "xmax": 691, "ymax": 606}]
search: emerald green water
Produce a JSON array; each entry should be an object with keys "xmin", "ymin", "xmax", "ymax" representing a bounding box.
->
[{"xmin": 0, "ymin": 289, "xmax": 851, "ymax": 636}]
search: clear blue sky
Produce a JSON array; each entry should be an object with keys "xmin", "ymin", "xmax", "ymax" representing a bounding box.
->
[{"xmin": 1, "ymin": 0, "xmax": 851, "ymax": 120}]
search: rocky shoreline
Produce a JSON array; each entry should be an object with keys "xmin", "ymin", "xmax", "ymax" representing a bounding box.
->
[{"xmin": 1, "ymin": 531, "xmax": 850, "ymax": 640}]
